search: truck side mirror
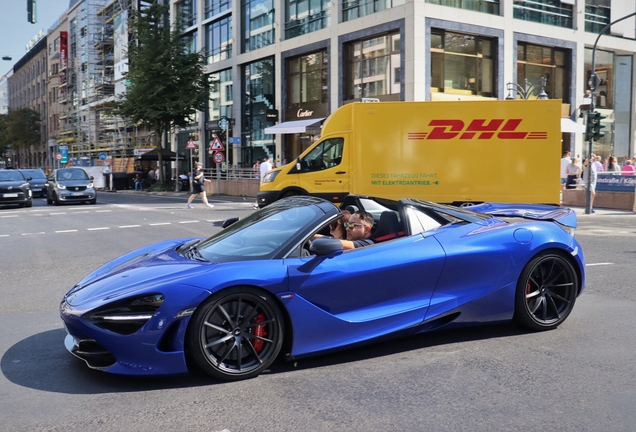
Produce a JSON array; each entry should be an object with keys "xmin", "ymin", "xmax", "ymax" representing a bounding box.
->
[{"xmin": 296, "ymin": 157, "xmax": 302, "ymax": 171}]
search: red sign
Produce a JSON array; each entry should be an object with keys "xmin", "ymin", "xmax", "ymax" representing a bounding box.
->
[
  {"xmin": 408, "ymin": 119, "xmax": 547, "ymax": 141},
  {"xmin": 213, "ymin": 151, "xmax": 224, "ymax": 164},
  {"xmin": 55, "ymin": 153, "xmax": 63, "ymax": 161},
  {"xmin": 186, "ymin": 139, "xmax": 196, "ymax": 149},
  {"xmin": 59, "ymin": 31, "xmax": 68, "ymax": 89},
  {"xmin": 210, "ymin": 136, "xmax": 225, "ymax": 151}
]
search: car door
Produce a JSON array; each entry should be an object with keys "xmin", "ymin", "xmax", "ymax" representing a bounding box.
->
[{"xmin": 283, "ymin": 236, "xmax": 446, "ymax": 356}]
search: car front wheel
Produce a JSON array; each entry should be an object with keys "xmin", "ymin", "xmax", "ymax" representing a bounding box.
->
[
  {"xmin": 514, "ymin": 252, "xmax": 578, "ymax": 331},
  {"xmin": 187, "ymin": 287, "xmax": 284, "ymax": 381}
]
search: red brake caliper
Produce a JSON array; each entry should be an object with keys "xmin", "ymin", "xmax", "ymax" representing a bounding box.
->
[{"xmin": 252, "ymin": 313, "xmax": 267, "ymax": 353}]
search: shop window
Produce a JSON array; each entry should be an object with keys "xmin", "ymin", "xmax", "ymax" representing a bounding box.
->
[
  {"xmin": 517, "ymin": 42, "xmax": 570, "ymax": 101},
  {"xmin": 425, "ymin": 0, "xmax": 499, "ymax": 15}
]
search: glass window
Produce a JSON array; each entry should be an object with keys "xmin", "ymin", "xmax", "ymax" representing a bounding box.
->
[
  {"xmin": 425, "ymin": 0, "xmax": 499, "ymax": 15},
  {"xmin": 205, "ymin": 0, "xmax": 231, "ymax": 19},
  {"xmin": 242, "ymin": 0, "xmax": 275, "ymax": 52},
  {"xmin": 181, "ymin": 30, "xmax": 198, "ymax": 55},
  {"xmin": 430, "ymin": 30, "xmax": 495, "ymax": 97},
  {"xmin": 206, "ymin": 16, "xmax": 232, "ymax": 64},
  {"xmin": 345, "ymin": 33, "xmax": 401, "ymax": 102},
  {"xmin": 285, "ymin": 0, "xmax": 330, "ymax": 39},
  {"xmin": 287, "ymin": 51, "xmax": 328, "ymax": 107},
  {"xmin": 516, "ymin": 42, "xmax": 569, "ymax": 101},
  {"xmin": 513, "ymin": 0, "xmax": 573, "ymax": 29},
  {"xmin": 209, "ymin": 68, "xmax": 233, "ymax": 121},
  {"xmin": 177, "ymin": 0, "xmax": 197, "ymax": 29},
  {"xmin": 244, "ymin": 57, "xmax": 275, "ymax": 164},
  {"xmin": 301, "ymin": 138, "xmax": 344, "ymax": 171},
  {"xmin": 342, "ymin": 0, "xmax": 405, "ymax": 22},
  {"xmin": 585, "ymin": 0, "xmax": 610, "ymax": 34}
]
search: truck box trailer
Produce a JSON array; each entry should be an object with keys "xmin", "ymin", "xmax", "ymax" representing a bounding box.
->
[{"xmin": 257, "ymin": 99, "xmax": 562, "ymax": 207}]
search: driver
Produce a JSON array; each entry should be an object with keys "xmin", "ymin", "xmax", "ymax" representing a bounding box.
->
[{"xmin": 338, "ymin": 210, "xmax": 375, "ymax": 250}]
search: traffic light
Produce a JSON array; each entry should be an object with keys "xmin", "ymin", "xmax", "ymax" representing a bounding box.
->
[
  {"xmin": 585, "ymin": 111, "xmax": 595, "ymax": 141},
  {"xmin": 27, "ymin": 0, "xmax": 37, "ymax": 24},
  {"xmin": 591, "ymin": 111, "xmax": 607, "ymax": 141}
]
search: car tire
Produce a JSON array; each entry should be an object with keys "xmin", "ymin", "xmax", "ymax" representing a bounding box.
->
[
  {"xmin": 46, "ymin": 193, "xmax": 52, "ymax": 205},
  {"xmin": 53, "ymin": 193, "xmax": 61, "ymax": 206},
  {"xmin": 513, "ymin": 251, "xmax": 578, "ymax": 331},
  {"xmin": 89, "ymin": 198, "xmax": 96, "ymax": 205},
  {"xmin": 25, "ymin": 199, "xmax": 33, "ymax": 208},
  {"xmin": 186, "ymin": 286, "xmax": 284, "ymax": 381}
]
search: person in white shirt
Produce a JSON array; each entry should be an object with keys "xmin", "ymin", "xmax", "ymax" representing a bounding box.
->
[
  {"xmin": 254, "ymin": 156, "xmax": 273, "ymax": 209},
  {"xmin": 560, "ymin": 151, "xmax": 571, "ymax": 190},
  {"xmin": 260, "ymin": 156, "xmax": 272, "ymax": 179},
  {"xmin": 593, "ymin": 155, "xmax": 604, "ymax": 173}
]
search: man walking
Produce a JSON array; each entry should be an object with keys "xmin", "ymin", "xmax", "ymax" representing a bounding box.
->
[{"xmin": 254, "ymin": 156, "xmax": 273, "ymax": 209}]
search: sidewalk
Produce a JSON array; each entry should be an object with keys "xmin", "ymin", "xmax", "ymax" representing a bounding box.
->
[
  {"xmin": 102, "ymin": 188, "xmax": 255, "ymax": 202},
  {"xmin": 565, "ymin": 206, "xmax": 635, "ymax": 217}
]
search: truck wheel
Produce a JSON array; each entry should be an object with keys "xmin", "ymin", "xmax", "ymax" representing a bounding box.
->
[{"xmin": 282, "ymin": 190, "xmax": 301, "ymax": 198}]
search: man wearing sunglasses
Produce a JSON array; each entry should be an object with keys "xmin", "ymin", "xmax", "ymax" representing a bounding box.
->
[{"xmin": 338, "ymin": 210, "xmax": 375, "ymax": 250}]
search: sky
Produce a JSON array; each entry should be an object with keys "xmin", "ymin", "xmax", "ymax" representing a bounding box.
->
[{"xmin": 1, "ymin": 0, "xmax": 71, "ymax": 74}]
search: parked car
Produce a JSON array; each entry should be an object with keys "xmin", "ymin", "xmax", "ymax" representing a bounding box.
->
[
  {"xmin": 60, "ymin": 195, "xmax": 585, "ymax": 381},
  {"xmin": 18, "ymin": 168, "xmax": 48, "ymax": 198},
  {"xmin": 0, "ymin": 169, "xmax": 33, "ymax": 208},
  {"xmin": 46, "ymin": 167, "xmax": 96, "ymax": 205}
]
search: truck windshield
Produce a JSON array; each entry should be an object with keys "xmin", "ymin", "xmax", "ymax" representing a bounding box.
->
[{"xmin": 303, "ymin": 138, "xmax": 344, "ymax": 172}]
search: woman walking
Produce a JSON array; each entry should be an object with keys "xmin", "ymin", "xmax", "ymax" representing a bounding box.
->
[{"xmin": 186, "ymin": 162, "xmax": 214, "ymax": 209}]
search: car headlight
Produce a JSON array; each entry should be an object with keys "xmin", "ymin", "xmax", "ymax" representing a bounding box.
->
[
  {"xmin": 87, "ymin": 183, "xmax": 95, "ymax": 189},
  {"xmin": 56, "ymin": 183, "xmax": 67, "ymax": 190},
  {"xmin": 87, "ymin": 294, "xmax": 165, "ymax": 335},
  {"xmin": 262, "ymin": 170, "xmax": 279, "ymax": 183},
  {"xmin": 557, "ymin": 222, "xmax": 576, "ymax": 237}
]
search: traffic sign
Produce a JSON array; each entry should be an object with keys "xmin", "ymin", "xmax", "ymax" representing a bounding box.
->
[
  {"xmin": 218, "ymin": 118, "xmax": 228, "ymax": 131},
  {"xmin": 99, "ymin": 152, "xmax": 107, "ymax": 161},
  {"xmin": 55, "ymin": 153, "xmax": 63, "ymax": 161},
  {"xmin": 213, "ymin": 151, "xmax": 224, "ymax": 164},
  {"xmin": 229, "ymin": 137, "xmax": 241, "ymax": 144},
  {"xmin": 210, "ymin": 136, "xmax": 225, "ymax": 151},
  {"xmin": 186, "ymin": 139, "xmax": 196, "ymax": 149}
]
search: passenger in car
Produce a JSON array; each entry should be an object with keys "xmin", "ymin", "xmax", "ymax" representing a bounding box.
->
[{"xmin": 313, "ymin": 210, "xmax": 351, "ymax": 241}]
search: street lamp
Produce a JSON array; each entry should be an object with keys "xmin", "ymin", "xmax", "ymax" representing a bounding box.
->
[{"xmin": 505, "ymin": 77, "xmax": 549, "ymax": 100}]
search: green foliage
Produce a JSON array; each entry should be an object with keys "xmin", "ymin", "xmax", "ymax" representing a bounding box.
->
[
  {"xmin": 0, "ymin": 108, "xmax": 41, "ymax": 154},
  {"xmin": 113, "ymin": 2, "xmax": 209, "ymax": 180}
]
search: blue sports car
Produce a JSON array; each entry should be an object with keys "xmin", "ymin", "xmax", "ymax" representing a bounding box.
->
[{"xmin": 60, "ymin": 196, "xmax": 585, "ymax": 381}]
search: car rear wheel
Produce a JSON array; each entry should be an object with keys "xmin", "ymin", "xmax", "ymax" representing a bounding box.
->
[
  {"xmin": 187, "ymin": 287, "xmax": 284, "ymax": 381},
  {"xmin": 514, "ymin": 252, "xmax": 578, "ymax": 331}
]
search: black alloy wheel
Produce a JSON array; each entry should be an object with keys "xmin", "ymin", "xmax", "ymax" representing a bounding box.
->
[
  {"xmin": 514, "ymin": 252, "xmax": 578, "ymax": 331},
  {"xmin": 187, "ymin": 287, "xmax": 284, "ymax": 381}
]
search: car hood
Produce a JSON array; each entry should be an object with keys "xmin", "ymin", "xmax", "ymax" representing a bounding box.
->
[
  {"xmin": 66, "ymin": 238, "xmax": 213, "ymax": 306},
  {"xmin": 0, "ymin": 180, "xmax": 28, "ymax": 189},
  {"xmin": 469, "ymin": 203, "xmax": 577, "ymax": 228}
]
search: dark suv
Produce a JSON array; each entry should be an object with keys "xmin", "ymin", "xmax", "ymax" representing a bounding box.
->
[
  {"xmin": 0, "ymin": 169, "xmax": 33, "ymax": 208},
  {"xmin": 18, "ymin": 168, "xmax": 48, "ymax": 198},
  {"xmin": 46, "ymin": 168, "xmax": 97, "ymax": 205}
]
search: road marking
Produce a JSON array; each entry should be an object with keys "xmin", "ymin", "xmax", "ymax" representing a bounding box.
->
[
  {"xmin": 56, "ymin": 230, "xmax": 78, "ymax": 233},
  {"xmin": 70, "ymin": 211, "xmax": 90, "ymax": 214},
  {"xmin": 50, "ymin": 212, "xmax": 66, "ymax": 215},
  {"xmin": 119, "ymin": 225, "xmax": 141, "ymax": 228},
  {"xmin": 21, "ymin": 232, "xmax": 45, "ymax": 236},
  {"xmin": 179, "ymin": 220, "xmax": 199, "ymax": 224},
  {"xmin": 1, "ymin": 215, "xmax": 18, "ymax": 218},
  {"xmin": 95, "ymin": 210, "xmax": 111, "ymax": 213},
  {"xmin": 586, "ymin": 262, "xmax": 614, "ymax": 266},
  {"xmin": 0, "ymin": 234, "xmax": 10, "ymax": 237},
  {"xmin": 150, "ymin": 222, "xmax": 172, "ymax": 226},
  {"xmin": 87, "ymin": 227, "xmax": 110, "ymax": 231}
]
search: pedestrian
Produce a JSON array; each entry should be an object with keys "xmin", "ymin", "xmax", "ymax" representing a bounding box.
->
[
  {"xmin": 606, "ymin": 156, "xmax": 621, "ymax": 173},
  {"xmin": 622, "ymin": 159, "xmax": 635, "ymax": 176},
  {"xmin": 254, "ymin": 156, "xmax": 273, "ymax": 209},
  {"xmin": 560, "ymin": 151, "xmax": 571, "ymax": 190},
  {"xmin": 186, "ymin": 162, "xmax": 214, "ymax": 209},
  {"xmin": 155, "ymin": 165, "xmax": 161, "ymax": 182},
  {"xmin": 582, "ymin": 157, "xmax": 597, "ymax": 213},
  {"xmin": 565, "ymin": 157, "xmax": 581, "ymax": 189},
  {"xmin": 252, "ymin": 159, "xmax": 261, "ymax": 178},
  {"xmin": 134, "ymin": 173, "xmax": 143, "ymax": 191},
  {"xmin": 593, "ymin": 155, "xmax": 604, "ymax": 173}
]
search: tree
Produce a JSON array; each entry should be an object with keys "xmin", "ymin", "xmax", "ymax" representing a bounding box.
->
[
  {"xmin": 114, "ymin": 3, "xmax": 209, "ymax": 184},
  {"xmin": 0, "ymin": 109, "xmax": 41, "ymax": 163}
]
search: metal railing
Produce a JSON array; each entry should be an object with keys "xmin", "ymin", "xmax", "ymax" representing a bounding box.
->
[{"xmin": 202, "ymin": 167, "xmax": 260, "ymax": 180}]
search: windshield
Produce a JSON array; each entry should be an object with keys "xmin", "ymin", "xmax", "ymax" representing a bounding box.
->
[
  {"xmin": 57, "ymin": 169, "xmax": 88, "ymax": 181},
  {"xmin": 195, "ymin": 203, "xmax": 324, "ymax": 262},
  {"xmin": 0, "ymin": 171, "xmax": 25, "ymax": 182},
  {"xmin": 20, "ymin": 169, "xmax": 46, "ymax": 179}
]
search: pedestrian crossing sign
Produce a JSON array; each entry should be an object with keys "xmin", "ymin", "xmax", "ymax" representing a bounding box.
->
[{"xmin": 210, "ymin": 136, "xmax": 225, "ymax": 151}]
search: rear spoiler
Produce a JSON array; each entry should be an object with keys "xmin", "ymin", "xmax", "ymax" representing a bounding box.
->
[{"xmin": 467, "ymin": 203, "xmax": 577, "ymax": 229}]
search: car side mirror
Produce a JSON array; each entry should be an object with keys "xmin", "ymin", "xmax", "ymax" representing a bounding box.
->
[
  {"xmin": 311, "ymin": 238, "xmax": 344, "ymax": 256},
  {"xmin": 222, "ymin": 217, "xmax": 239, "ymax": 228}
]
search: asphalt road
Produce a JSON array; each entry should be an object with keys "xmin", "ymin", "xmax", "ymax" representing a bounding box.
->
[{"xmin": 1, "ymin": 193, "xmax": 635, "ymax": 431}]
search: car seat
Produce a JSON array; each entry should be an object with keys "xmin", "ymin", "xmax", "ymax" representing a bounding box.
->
[{"xmin": 372, "ymin": 211, "xmax": 402, "ymax": 242}]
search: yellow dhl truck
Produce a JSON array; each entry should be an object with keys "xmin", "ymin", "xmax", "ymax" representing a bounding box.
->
[{"xmin": 257, "ymin": 99, "xmax": 562, "ymax": 207}]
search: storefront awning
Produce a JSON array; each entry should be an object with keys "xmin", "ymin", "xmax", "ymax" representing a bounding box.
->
[
  {"xmin": 561, "ymin": 118, "xmax": 586, "ymax": 133},
  {"xmin": 264, "ymin": 118, "xmax": 325, "ymax": 134}
]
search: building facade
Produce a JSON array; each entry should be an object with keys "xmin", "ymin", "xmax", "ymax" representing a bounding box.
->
[{"xmin": 172, "ymin": 0, "xmax": 636, "ymax": 169}]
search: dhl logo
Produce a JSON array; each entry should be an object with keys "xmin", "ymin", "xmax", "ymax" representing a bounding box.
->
[{"xmin": 408, "ymin": 119, "xmax": 548, "ymax": 140}]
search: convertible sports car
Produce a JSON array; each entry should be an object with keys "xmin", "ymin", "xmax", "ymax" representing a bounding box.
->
[{"xmin": 60, "ymin": 196, "xmax": 585, "ymax": 381}]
